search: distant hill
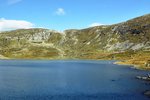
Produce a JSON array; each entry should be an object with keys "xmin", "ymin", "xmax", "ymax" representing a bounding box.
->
[{"xmin": 0, "ymin": 14, "xmax": 150, "ymax": 69}]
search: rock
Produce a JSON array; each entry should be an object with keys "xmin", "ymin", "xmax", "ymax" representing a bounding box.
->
[
  {"xmin": 145, "ymin": 60, "xmax": 150, "ymax": 67},
  {"xmin": 111, "ymin": 79, "xmax": 116, "ymax": 82},
  {"xmin": 136, "ymin": 75, "xmax": 150, "ymax": 81},
  {"xmin": 144, "ymin": 90, "xmax": 150, "ymax": 97}
]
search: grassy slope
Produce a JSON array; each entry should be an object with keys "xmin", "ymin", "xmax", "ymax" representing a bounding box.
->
[{"xmin": 78, "ymin": 50, "xmax": 150, "ymax": 70}]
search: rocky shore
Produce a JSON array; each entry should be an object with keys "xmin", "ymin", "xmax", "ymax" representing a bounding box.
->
[
  {"xmin": 135, "ymin": 75, "xmax": 150, "ymax": 97},
  {"xmin": 115, "ymin": 60, "xmax": 150, "ymax": 70},
  {"xmin": 0, "ymin": 55, "xmax": 9, "ymax": 59}
]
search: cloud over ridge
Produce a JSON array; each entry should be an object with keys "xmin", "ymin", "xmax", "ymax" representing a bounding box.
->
[
  {"xmin": 89, "ymin": 23, "xmax": 104, "ymax": 27},
  {"xmin": 0, "ymin": 18, "xmax": 34, "ymax": 31}
]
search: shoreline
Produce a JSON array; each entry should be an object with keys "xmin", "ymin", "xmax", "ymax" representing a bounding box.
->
[
  {"xmin": 114, "ymin": 61, "xmax": 141, "ymax": 70},
  {"xmin": 114, "ymin": 61, "xmax": 150, "ymax": 70},
  {"xmin": 0, "ymin": 55, "xmax": 9, "ymax": 60},
  {"xmin": 0, "ymin": 56, "xmax": 150, "ymax": 71}
]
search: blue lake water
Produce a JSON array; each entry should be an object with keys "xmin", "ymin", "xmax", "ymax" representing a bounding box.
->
[{"xmin": 0, "ymin": 60, "xmax": 150, "ymax": 100}]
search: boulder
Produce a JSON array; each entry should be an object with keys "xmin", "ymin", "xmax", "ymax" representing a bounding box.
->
[{"xmin": 144, "ymin": 90, "xmax": 150, "ymax": 97}]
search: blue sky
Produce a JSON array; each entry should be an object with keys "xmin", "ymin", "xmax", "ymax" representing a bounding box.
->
[{"xmin": 0, "ymin": 0, "xmax": 150, "ymax": 31}]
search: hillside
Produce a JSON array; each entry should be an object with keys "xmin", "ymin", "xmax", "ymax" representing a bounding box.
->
[{"xmin": 0, "ymin": 14, "xmax": 150, "ymax": 69}]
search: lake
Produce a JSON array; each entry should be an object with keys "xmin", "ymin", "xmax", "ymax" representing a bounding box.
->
[{"xmin": 0, "ymin": 60, "xmax": 150, "ymax": 100}]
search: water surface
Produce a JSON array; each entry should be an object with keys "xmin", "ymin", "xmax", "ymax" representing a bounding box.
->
[{"xmin": 0, "ymin": 60, "xmax": 149, "ymax": 100}]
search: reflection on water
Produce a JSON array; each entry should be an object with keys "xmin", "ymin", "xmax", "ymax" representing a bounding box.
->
[{"xmin": 0, "ymin": 60, "xmax": 149, "ymax": 100}]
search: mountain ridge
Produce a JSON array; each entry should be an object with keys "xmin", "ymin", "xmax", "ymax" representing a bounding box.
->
[{"xmin": 0, "ymin": 14, "xmax": 150, "ymax": 69}]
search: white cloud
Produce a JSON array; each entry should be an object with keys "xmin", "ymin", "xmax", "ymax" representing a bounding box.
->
[
  {"xmin": 89, "ymin": 23, "xmax": 104, "ymax": 27},
  {"xmin": 55, "ymin": 8, "xmax": 66, "ymax": 15},
  {"xmin": 7, "ymin": 0, "xmax": 22, "ymax": 5},
  {"xmin": 0, "ymin": 18, "xmax": 34, "ymax": 31}
]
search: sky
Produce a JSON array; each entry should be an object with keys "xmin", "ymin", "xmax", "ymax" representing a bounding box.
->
[{"xmin": 0, "ymin": 0, "xmax": 150, "ymax": 31}]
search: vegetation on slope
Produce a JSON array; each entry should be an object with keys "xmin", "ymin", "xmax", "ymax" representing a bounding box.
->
[{"xmin": 0, "ymin": 14, "xmax": 150, "ymax": 69}]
